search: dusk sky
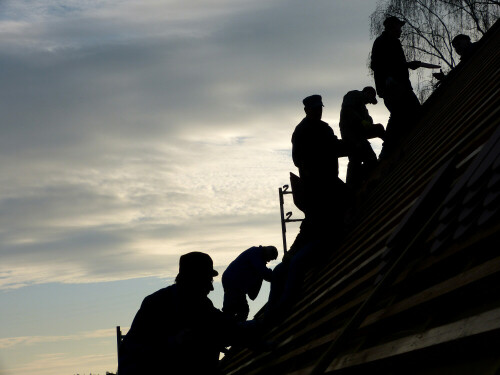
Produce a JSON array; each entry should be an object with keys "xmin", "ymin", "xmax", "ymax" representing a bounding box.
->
[{"xmin": 0, "ymin": 1, "xmax": 400, "ymax": 374}]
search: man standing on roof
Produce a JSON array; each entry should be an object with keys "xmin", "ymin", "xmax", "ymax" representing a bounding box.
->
[
  {"xmin": 339, "ymin": 86, "xmax": 386, "ymax": 187},
  {"xmin": 118, "ymin": 252, "xmax": 252, "ymax": 375},
  {"xmin": 264, "ymin": 96, "xmax": 352, "ymax": 324},
  {"xmin": 371, "ymin": 16, "xmax": 423, "ymax": 158},
  {"xmin": 291, "ymin": 94, "xmax": 351, "ymax": 238},
  {"xmin": 222, "ymin": 245, "xmax": 278, "ymax": 322}
]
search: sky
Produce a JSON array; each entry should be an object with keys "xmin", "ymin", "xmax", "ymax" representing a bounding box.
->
[{"xmin": 0, "ymin": 1, "xmax": 395, "ymax": 374}]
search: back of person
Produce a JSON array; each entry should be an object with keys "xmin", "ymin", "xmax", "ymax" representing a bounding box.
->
[
  {"xmin": 118, "ymin": 252, "xmax": 238, "ymax": 375},
  {"xmin": 292, "ymin": 116, "xmax": 341, "ymax": 180},
  {"xmin": 371, "ymin": 30, "xmax": 412, "ymax": 97},
  {"xmin": 339, "ymin": 90, "xmax": 371, "ymax": 143},
  {"xmin": 119, "ymin": 284, "xmax": 224, "ymax": 375},
  {"xmin": 222, "ymin": 246, "xmax": 272, "ymax": 298}
]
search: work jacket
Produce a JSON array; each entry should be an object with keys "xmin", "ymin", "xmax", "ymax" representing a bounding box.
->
[
  {"xmin": 222, "ymin": 246, "xmax": 273, "ymax": 300},
  {"xmin": 371, "ymin": 31, "xmax": 412, "ymax": 97},
  {"xmin": 119, "ymin": 284, "xmax": 236, "ymax": 375}
]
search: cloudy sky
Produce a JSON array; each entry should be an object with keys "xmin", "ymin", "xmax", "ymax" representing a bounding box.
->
[{"xmin": 0, "ymin": 1, "xmax": 395, "ymax": 374}]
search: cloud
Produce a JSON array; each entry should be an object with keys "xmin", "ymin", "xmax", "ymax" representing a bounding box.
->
[
  {"xmin": 3, "ymin": 352, "xmax": 116, "ymax": 375},
  {"xmin": 0, "ymin": 0, "xmax": 387, "ymax": 290},
  {"xmin": 0, "ymin": 328, "xmax": 118, "ymax": 349}
]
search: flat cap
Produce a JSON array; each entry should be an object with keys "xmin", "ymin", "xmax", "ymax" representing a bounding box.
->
[
  {"xmin": 384, "ymin": 16, "xmax": 405, "ymax": 28},
  {"xmin": 303, "ymin": 95, "xmax": 324, "ymax": 108}
]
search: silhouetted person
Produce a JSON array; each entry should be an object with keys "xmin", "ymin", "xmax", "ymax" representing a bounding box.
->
[
  {"xmin": 371, "ymin": 16, "xmax": 422, "ymax": 158},
  {"xmin": 118, "ymin": 252, "xmax": 248, "ymax": 375},
  {"xmin": 433, "ymin": 34, "xmax": 480, "ymax": 82},
  {"xmin": 265, "ymin": 95, "xmax": 351, "ymax": 323},
  {"xmin": 339, "ymin": 86, "xmax": 385, "ymax": 187},
  {"xmin": 291, "ymin": 94, "xmax": 351, "ymax": 238},
  {"xmin": 452, "ymin": 34, "xmax": 479, "ymax": 61},
  {"xmin": 222, "ymin": 245, "xmax": 278, "ymax": 322}
]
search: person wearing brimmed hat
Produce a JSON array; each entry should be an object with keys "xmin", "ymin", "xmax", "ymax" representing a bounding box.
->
[
  {"xmin": 339, "ymin": 86, "xmax": 386, "ymax": 187},
  {"xmin": 371, "ymin": 15, "xmax": 422, "ymax": 158},
  {"xmin": 118, "ymin": 252, "xmax": 247, "ymax": 375}
]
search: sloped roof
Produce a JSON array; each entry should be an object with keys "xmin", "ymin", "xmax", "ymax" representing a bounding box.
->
[{"xmin": 221, "ymin": 18, "xmax": 500, "ymax": 375}]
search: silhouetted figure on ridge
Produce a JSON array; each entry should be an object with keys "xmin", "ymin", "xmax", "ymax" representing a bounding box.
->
[
  {"xmin": 371, "ymin": 16, "xmax": 423, "ymax": 159},
  {"xmin": 339, "ymin": 86, "xmax": 385, "ymax": 187},
  {"xmin": 291, "ymin": 94, "xmax": 351, "ymax": 238},
  {"xmin": 118, "ymin": 252, "xmax": 253, "ymax": 375},
  {"xmin": 433, "ymin": 34, "xmax": 480, "ymax": 83},
  {"xmin": 452, "ymin": 34, "xmax": 479, "ymax": 62},
  {"xmin": 222, "ymin": 245, "xmax": 278, "ymax": 322},
  {"xmin": 265, "ymin": 95, "xmax": 352, "ymax": 322}
]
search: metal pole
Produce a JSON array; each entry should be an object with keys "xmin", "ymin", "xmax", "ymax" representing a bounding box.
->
[
  {"xmin": 279, "ymin": 187, "xmax": 288, "ymax": 254},
  {"xmin": 116, "ymin": 326, "xmax": 122, "ymax": 361}
]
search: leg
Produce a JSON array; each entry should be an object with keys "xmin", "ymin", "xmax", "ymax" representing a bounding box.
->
[
  {"xmin": 223, "ymin": 289, "xmax": 249, "ymax": 322},
  {"xmin": 346, "ymin": 158, "xmax": 363, "ymax": 188}
]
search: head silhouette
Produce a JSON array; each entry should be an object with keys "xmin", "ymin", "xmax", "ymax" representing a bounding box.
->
[
  {"xmin": 175, "ymin": 252, "xmax": 218, "ymax": 296},
  {"xmin": 452, "ymin": 34, "xmax": 471, "ymax": 56},
  {"xmin": 303, "ymin": 95, "xmax": 324, "ymax": 121},
  {"xmin": 362, "ymin": 86, "xmax": 378, "ymax": 105},
  {"xmin": 383, "ymin": 16, "xmax": 405, "ymax": 38},
  {"xmin": 263, "ymin": 246, "xmax": 279, "ymax": 262}
]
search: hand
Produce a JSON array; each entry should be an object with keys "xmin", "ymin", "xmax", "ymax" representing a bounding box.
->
[
  {"xmin": 408, "ymin": 60, "xmax": 421, "ymax": 70},
  {"xmin": 432, "ymin": 70, "xmax": 445, "ymax": 81}
]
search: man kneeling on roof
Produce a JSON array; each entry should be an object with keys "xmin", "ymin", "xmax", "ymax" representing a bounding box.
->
[{"xmin": 118, "ymin": 252, "xmax": 258, "ymax": 375}]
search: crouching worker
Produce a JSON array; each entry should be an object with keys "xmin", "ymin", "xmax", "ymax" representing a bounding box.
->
[
  {"xmin": 222, "ymin": 245, "xmax": 278, "ymax": 322},
  {"xmin": 118, "ymin": 252, "xmax": 256, "ymax": 375},
  {"xmin": 340, "ymin": 86, "xmax": 385, "ymax": 188}
]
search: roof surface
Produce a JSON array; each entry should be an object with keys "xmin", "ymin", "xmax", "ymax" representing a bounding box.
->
[{"xmin": 221, "ymin": 19, "xmax": 500, "ymax": 375}]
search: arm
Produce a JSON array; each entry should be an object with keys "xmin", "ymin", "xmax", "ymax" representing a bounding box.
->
[
  {"xmin": 335, "ymin": 137, "xmax": 351, "ymax": 158},
  {"xmin": 249, "ymin": 247, "xmax": 273, "ymax": 281},
  {"xmin": 407, "ymin": 60, "xmax": 422, "ymax": 70},
  {"xmin": 362, "ymin": 121, "xmax": 385, "ymax": 140}
]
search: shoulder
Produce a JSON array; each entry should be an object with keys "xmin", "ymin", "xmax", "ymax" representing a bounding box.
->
[
  {"xmin": 294, "ymin": 118, "xmax": 308, "ymax": 131},
  {"xmin": 319, "ymin": 120, "xmax": 333, "ymax": 131},
  {"xmin": 292, "ymin": 118, "xmax": 308, "ymax": 140},
  {"xmin": 372, "ymin": 33, "xmax": 386, "ymax": 47},
  {"xmin": 343, "ymin": 90, "xmax": 361, "ymax": 103},
  {"xmin": 249, "ymin": 246, "xmax": 262, "ymax": 253},
  {"xmin": 143, "ymin": 285, "xmax": 175, "ymax": 306}
]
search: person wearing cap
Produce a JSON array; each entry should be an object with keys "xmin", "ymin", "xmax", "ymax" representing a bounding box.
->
[
  {"xmin": 370, "ymin": 16, "xmax": 422, "ymax": 158},
  {"xmin": 266, "ymin": 95, "xmax": 352, "ymax": 318},
  {"xmin": 339, "ymin": 86, "xmax": 385, "ymax": 187},
  {"xmin": 222, "ymin": 245, "xmax": 278, "ymax": 322},
  {"xmin": 118, "ymin": 252, "xmax": 245, "ymax": 375},
  {"xmin": 263, "ymin": 95, "xmax": 350, "ymax": 323},
  {"xmin": 291, "ymin": 94, "xmax": 352, "ymax": 236}
]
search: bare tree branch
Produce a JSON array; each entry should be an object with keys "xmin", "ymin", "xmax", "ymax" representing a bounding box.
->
[{"xmin": 369, "ymin": 0, "xmax": 499, "ymax": 100}]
